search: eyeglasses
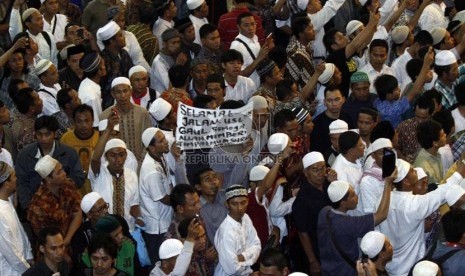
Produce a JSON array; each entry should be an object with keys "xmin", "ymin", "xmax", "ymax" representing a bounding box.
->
[{"xmin": 91, "ymin": 203, "xmax": 109, "ymax": 214}]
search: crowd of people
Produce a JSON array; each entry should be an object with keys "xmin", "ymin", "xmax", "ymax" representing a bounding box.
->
[{"xmin": 1, "ymin": 0, "xmax": 465, "ymax": 275}]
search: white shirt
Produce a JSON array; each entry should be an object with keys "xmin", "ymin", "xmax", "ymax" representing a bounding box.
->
[
  {"xmin": 418, "ymin": 2, "xmax": 448, "ymax": 32},
  {"xmin": 27, "ymin": 30, "xmax": 58, "ymax": 66},
  {"xmin": 189, "ymin": 14, "xmax": 208, "ymax": 45},
  {"xmin": 100, "ymin": 149, "xmax": 138, "ymax": 173},
  {"xmin": 357, "ymin": 166, "xmax": 384, "ymax": 214},
  {"xmin": 439, "ymin": 144, "xmax": 454, "ymax": 174},
  {"xmin": 43, "ymin": 14, "xmax": 68, "ymax": 42},
  {"xmin": 130, "ymin": 88, "xmax": 159, "ymax": 110},
  {"xmin": 391, "ymin": 50, "xmax": 413, "ymax": 93},
  {"xmin": 78, "ymin": 78, "xmax": 102, "ymax": 127},
  {"xmin": 224, "ymin": 75, "xmax": 256, "ymax": 103},
  {"xmin": 452, "ymin": 107, "xmax": 465, "ymax": 135},
  {"xmin": 230, "ymin": 33, "xmax": 261, "ymax": 87},
  {"xmin": 0, "ymin": 200, "xmax": 32, "ymax": 276},
  {"xmin": 379, "ymin": 0, "xmax": 399, "ymax": 26},
  {"xmin": 359, "ymin": 62, "xmax": 396, "ymax": 94},
  {"xmin": 89, "ymin": 166, "xmax": 140, "ymax": 231},
  {"xmin": 332, "ymin": 154, "xmax": 363, "ymax": 194},
  {"xmin": 38, "ymin": 83, "xmax": 61, "ymax": 116},
  {"xmin": 152, "ymin": 17, "xmax": 174, "ymax": 49},
  {"xmin": 124, "ymin": 30, "xmax": 151, "ymax": 71},
  {"xmin": 308, "ymin": 0, "xmax": 346, "ymax": 58},
  {"xmin": 380, "ymin": 172, "xmax": 463, "ymax": 276},
  {"xmin": 269, "ymin": 185, "xmax": 295, "ymax": 241},
  {"xmin": 214, "ymin": 214, "xmax": 261, "ymax": 276},
  {"xmin": 0, "ymin": 149, "xmax": 13, "ymax": 168},
  {"xmin": 150, "ymin": 53, "xmax": 173, "ymax": 92},
  {"xmin": 139, "ymin": 153, "xmax": 173, "ymax": 235}
]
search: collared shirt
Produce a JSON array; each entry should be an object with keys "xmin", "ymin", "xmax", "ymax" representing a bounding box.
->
[
  {"xmin": 285, "ymin": 36, "xmax": 314, "ymax": 91},
  {"xmin": 124, "ymin": 30, "xmax": 150, "ymax": 71},
  {"xmin": 139, "ymin": 153, "xmax": 173, "ymax": 234},
  {"xmin": 199, "ymin": 194, "xmax": 228, "ymax": 244},
  {"xmin": 414, "ymin": 148, "xmax": 444, "ymax": 184},
  {"xmin": 43, "ymin": 13, "xmax": 68, "ymax": 42},
  {"xmin": 374, "ymin": 97, "xmax": 410, "ymax": 128},
  {"xmin": 89, "ymin": 166, "xmax": 140, "ymax": 231},
  {"xmin": 152, "ymin": 17, "xmax": 174, "ymax": 49},
  {"xmin": 418, "ymin": 2, "xmax": 448, "ymax": 32},
  {"xmin": 434, "ymin": 64, "xmax": 465, "ymax": 110},
  {"xmin": 359, "ymin": 62, "xmax": 396, "ymax": 94},
  {"xmin": 214, "ymin": 214, "xmax": 261, "ymax": 276},
  {"xmin": 224, "ymin": 75, "xmax": 256, "ymax": 103},
  {"xmin": 332, "ymin": 154, "xmax": 363, "ymax": 194},
  {"xmin": 189, "ymin": 14, "xmax": 208, "ymax": 45},
  {"xmin": 38, "ymin": 83, "xmax": 62, "ymax": 116},
  {"xmin": 78, "ymin": 77, "xmax": 102, "ymax": 127},
  {"xmin": 230, "ymin": 33, "xmax": 261, "ymax": 86},
  {"xmin": 126, "ymin": 23, "xmax": 159, "ymax": 65},
  {"xmin": 150, "ymin": 52, "xmax": 175, "ymax": 92}
]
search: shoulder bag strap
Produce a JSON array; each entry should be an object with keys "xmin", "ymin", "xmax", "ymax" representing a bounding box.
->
[{"xmin": 235, "ymin": 38, "xmax": 256, "ymax": 60}]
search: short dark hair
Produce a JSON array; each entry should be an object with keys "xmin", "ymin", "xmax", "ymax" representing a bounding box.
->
[
  {"xmin": 423, "ymin": 89, "xmax": 442, "ymax": 108},
  {"xmin": 139, "ymin": 0, "xmax": 157, "ymax": 24},
  {"xmin": 369, "ymin": 39, "xmax": 389, "ymax": 53},
  {"xmin": 434, "ymin": 64, "xmax": 452, "ymax": 78},
  {"xmin": 220, "ymin": 100, "xmax": 245, "ymax": 109},
  {"xmin": 56, "ymin": 87, "xmax": 74, "ymax": 109},
  {"xmin": 73, "ymin": 104, "xmax": 94, "ymax": 120},
  {"xmin": 221, "ymin": 49, "xmax": 243, "ymax": 64},
  {"xmin": 14, "ymin": 87, "xmax": 36, "ymax": 114},
  {"xmin": 358, "ymin": 107, "xmax": 378, "ymax": 122},
  {"xmin": 374, "ymin": 75, "xmax": 398, "ymax": 101},
  {"xmin": 168, "ymin": 64, "xmax": 190, "ymax": 88},
  {"xmin": 274, "ymin": 109, "xmax": 296, "ymax": 130},
  {"xmin": 276, "ymin": 80, "xmax": 294, "ymax": 101},
  {"xmin": 8, "ymin": 79, "xmax": 27, "ymax": 104},
  {"xmin": 406, "ymin": 59, "xmax": 423, "ymax": 82},
  {"xmin": 64, "ymin": 22, "xmax": 80, "ymax": 37},
  {"xmin": 455, "ymin": 82, "xmax": 465, "ymax": 105},
  {"xmin": 268, "ymin": 46, "xmax": 287, "ymax": 69},
  {"xmin": 323, "ymin": 28, "xmax": 339, "ymax": 54},
  {"xmin": 442, "ymin": 210, "xmax": 465, "ymax": 242},
  {"xmin": 199, "ymin": 23, "xmax": 218, "ymax": 39},
  {"xmin": 88, "ymin": 232, "xmax": 118, "ymax": 259},
  {"xmin": 236, "ymin": 12, "xmax": 254, "ymax": 26},
  {"xmin": 34, "ymin": 115, "xmax": 59, "ymax": 132},
  {"xmin": 338, "ymin": 131, "xmax": 360, "ymax": 155},
  {"xmin": 323, "ymin": 85, "xmax": 342, "ymax": 98},
  {"xmin": 370, "ymin": 121, "xmax": 394, "ymax": 143},
  {"xmin": 170, "ymin": 184, "xmax": 197, "ymax": 211},
  {"xmin": 415, "ymin": 94, "xmax": 435, "ymax": 115},
  {"xmin": 38, "ymin": 226, "xmax": 62, "ymax": 246},
  {"xmin": 432, "ymin": 109, "xmax": 454, "ymax": 136},
  {"xmin": 291, "ymin": 15, "xmax": 311, "ymax": 38},
  {"xmin": 414, "ymin": 30, "xmax": 433, "ymax": 47},
  {"xmin": 416, "ymin": 119, "xmax": 442, "ymax": 149},
  {"xmin": 260, "ymin": 248, "xmax": 288, "ymax": 270},
  {"xmin": 206, "ymin": 73, "xmax": 226, "ymax": 87},
  {"xmin": 193, "ymin": 167, "xmax": 214, "ymax": 186},
  {"xmin": 193, "ymin": 94, "xmax": 216, "ymax": 108}
]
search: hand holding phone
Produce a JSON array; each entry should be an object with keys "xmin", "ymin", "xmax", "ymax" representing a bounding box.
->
[{"xmin": 382, "ymin": 148, "xmax": 396, "ymax": 178}]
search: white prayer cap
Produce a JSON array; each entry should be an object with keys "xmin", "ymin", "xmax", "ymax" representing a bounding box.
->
[
  {"xmin": 104, "ymin": 138, "xmax": 127, "ymax": 155},
  {"xmin": 297, "ymin": 0, "xmax": 309, "ymax": 11},
  {"xmin": 435, "ymin": 50, "xmax": 457, "ymax": 66},
  {"xmin": 97, "ymin": 21, "xmax": 121, "ymax": 42},
  {"xmin": 446, "ymin": 185, "xmax": 465, "ymax": 206},
  {"xmin": 159, "ymin": 239, "xmax": 183, "ymax": 259},
  {"xmin": 149, "ymin": 98, "xmax": 172, "ymax": 121},
  {"xmin": 414, "ymin": 167, "xmax": 427, "ymax": 180},
  {"xmin": 394, "ymin": 159, "xmax": 411, "ymax": 183},
  {"xmin": 187, "ymin": 0, "xmax": 204, "ymax": 10},
  {"xmin": 142, "ymin": 127, "xmax": 161, "ymax": 148},
  {"xmin": 303, "ymin": 151, "xmax": 325, "ymax": 169},
  {"xmin": 248, "ymin": 95, "xmax": 268, "ymax": 110},
  {"xmin": 318, "ymin": 63, "xmax": 335, "ymax": 84},
  {"xmin": 35, "ymin": 155, "xmax": 58, "ymax": 178},
  {"xmin": 430, "ymin": 27, "xmax": 447, "ymax": 45},
  {"xmin": 128, "ymin": 65, "xmax": 147, "ymax": 79},
  {"xmin": 111, "ymin": 77, "xmax": 131, "ymax": 89},
  {"xmin": 250, "ymin": 165, "xmax": 270, "ymax": 181},
  {"xmin": 289, "ymin": 273, "xmax": 308, "ymax": 276},
  {"xmin": 22, "ymin": 8, "xmax": 40, "ymax": 22},
  {"xmin": 329, "ymin": 119, "xmax": 348, "ymax": 134},
  {"xmin": 80, "ymin": 192, "xmax": 103, "ymax": 214},
  {"xmin": 328, "ymin": 180, "xmax": 350, "ymax": 203},
  {"xmin": 391, "ymin": 26, "xmax": 410, "ymax": 44},
  {"xmin": 34, "ymin": 59, "xmax": 53, "ymax": 76},
  {"xmin": 453, "ymin": 10, "xmax": 465, "ymax": 23},
  {"xmin": 40, "ymin": 0, "xmax": 47, "ymax": 3},
  {"xmin": 98, "ymin": 119, "xmax": 119, "ymax": 132},
  {"xmin": 346, "ymin": 20, "xmax": 363, "ymax": 36},
  {"xmin": 267, "ymin": 133, "xmax": 290, "ymax": 155},
  {"xmin": 360, "ymin": 231, "xmax": 386, "ymax": 258},
  {"xmin": 366, "ymin": 138, "xmax": 392, "ymax": 156},
  {"xmin": 359, "ymin": 0, "xmax": 368, "ymax": 6},
  {"xmin": 412, "ymin": 261, "xmax": 439, "ymax": 276}
]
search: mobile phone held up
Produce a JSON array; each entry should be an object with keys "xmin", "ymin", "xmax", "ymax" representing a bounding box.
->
[
  {"xmin": 77, "ymin": 28, "xmax": 84, "ymax": 39},
  {"xmin": 382, "ymin": 148, "xmax": 396, "ymax": 178}
]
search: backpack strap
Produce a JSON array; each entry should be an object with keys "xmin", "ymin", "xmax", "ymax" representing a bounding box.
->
[
  {"xmin": 38, "ymin": 88, "xmax": 56, "ymax": 99},
  {"xmin": 147, "ymin": 88, "xmax": 157, "ymax": 109},
  {"xmin": 235, "ymin": 38, "xmax": 256, "ymax": 60},
  {"xmin": 41, "ymin": 31, "xmax": 52, "ymax": 51}
]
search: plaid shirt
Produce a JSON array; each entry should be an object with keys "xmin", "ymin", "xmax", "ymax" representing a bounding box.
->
[
  {"xmin": 452, "ymin": 131, "xmax": 465, "ymax": 161},
  {"xmin": 434, "ymin": 64, "xmax": 465, "ymax": 110}
]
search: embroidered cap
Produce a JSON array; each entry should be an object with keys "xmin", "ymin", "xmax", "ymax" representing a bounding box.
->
[
  {"xmin": 350, "ymin": 71, "xmax": 369, "ymax": 84},
  {"xmin": 256, "ymin": 59, "xmax": 276, "ymax": 77},
  {"xmin": 80, "ymin": 52, "xmax": 102, "ymax": 73},
  {"xmin": 225, "ymin": 184, "xmax": 248, "ymax": 201},
  {"xmin": 292, "ymin": 107, "xmax": 310, "ymax": 124}
]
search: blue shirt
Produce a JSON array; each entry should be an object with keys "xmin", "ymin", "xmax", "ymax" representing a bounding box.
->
[{"xmin": 374, "ymin": 97, "xmax": 410, "ymax": 128}]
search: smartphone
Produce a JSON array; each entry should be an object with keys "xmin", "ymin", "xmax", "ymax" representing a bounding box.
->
[
  {"xmin": 382, "ymin": 148, "xmax": 396, "ymax": 178},
  {"xmin": 77, "ymin": 28, "xmax": 84, "ymax": 39}
]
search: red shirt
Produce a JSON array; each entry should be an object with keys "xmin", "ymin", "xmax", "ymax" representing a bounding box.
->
[{"xmin": 218, "ymin": 7, "xmax": 266, "ymax": 50}]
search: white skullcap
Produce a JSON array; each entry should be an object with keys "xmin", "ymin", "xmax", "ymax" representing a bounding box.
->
[
  {"xmin": 412, "ymin": 261, "xmax": 439, "ymax": 276},
  {"xmin": 40, "ymin": 0, "xmax": 47, "ymax": 3},
  {"xmin": 303, "ymin": 151, "xmax": 325, "ymax": 169},
  {"xmin": 258, "ymin": 156, "xmax": 274, "ymax": 166},
  {"xmin": 366, "ymin": 138, "xmax": 392, "ymax": 156},
  {"xmin": 346, "ymin": 20, "xmax": 363, "ymax": 36},
  {"xmin": 414, "ymin": 167, "xmax": 427, "ymax": 180},
  {"xmin": 80, "ymin": 192, "xmax": 103, "ymax": 214},
  {"xmin": 128, "ymin": 65, "xmax": 147, "ymax": 79},
  {"xmin": 328, "ymin": 180, "xmax": 350, "ymax": 203},
  {"xmin": 360, "ymin": 231, "xmax": 386, "ymax": 258},
  {"xmin": 391, "ymin": 26, "xmax": 410, "ymax": 44},
  {"xmin": 248, "ymin": 95, "xmax": 268, "ymax": 110},
  {"xmin": 104, "ymin": 138, "xmax": 127, "ymax": 155},
  {"xmin": 318, "ymin": 63, "xmax": 336, "ymax": 84},
  {"xmin": 446, "ymin": 185, "xmax": 465, "ymax": 206},
  {"xmin": 142, "ymin": 127, "xmax": 161, "ymax": 148},
  {"xmin": 249, "ymin": 165, "xmax": 270, "ymax": 181},
  {"xmin": 394, "ymin": 159, "xmax": 411, "ymax": 183},
  {"xmin": 435, "ymin": 50, "xmax": 457, "ymax": 66},
  {"xmin": 22, "ymin": 8, "xmax": 39, "ymax": 22},
  {"xmin": 111, "ymin": 77, "xmax": 131, "ymax": 89},
  {"xmin": 267, "ymin": 133, "xmax": 290, "ymax": 155},
  {"xmin": 34, "ymin": 59, "xmax": 53, "ymax": 76},
  {"xmin": 98, "ymin": 119, "xmax": 119, "ymax": 132},
  {"xmin": 430, "ymin": 27, "xmax": 447, "ymax": 45},
  {"xmin": 187, "ymin": 0, "xmax": 204, "ymax": 10},
  {"xmin": 359, "ymin": 0, "xmax": 368, "ymax": 5},
  {"xmin": 149, "ymin": 98, "xmax": 172, "ymax": 121},
  {"xmin": 35, "ymin": 155, "xmax": 58, "ymax": 178},
  {"xmin": 289, "ymin": 273, "xmax": 309, "ymax": 276},
  {"xmin": 297, "ymin": 0, "xmax": 309, "ymax": 11},
  {"xmin": 329, "ymin": 119, "xmax": 348, "ymax": 134},
  {"xmin": 159, "ymin": 239, "xmax": 183, "ymax": 259},
  {"xmin": 97, "ymin": 21, "xmax": 121, "ymax": 42},
  {"xmin": 453, "ymin": 10, "xmax": 465, "ymax": 23}
]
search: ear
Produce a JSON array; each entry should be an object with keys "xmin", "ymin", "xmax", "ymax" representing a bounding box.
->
[
  {"xmin": 39, "ymin": 244, "xmax": 45, "ymax": 254},
  {"xmin": 194, "ymin": 183, "xmax": 201, "ymax": 192}
]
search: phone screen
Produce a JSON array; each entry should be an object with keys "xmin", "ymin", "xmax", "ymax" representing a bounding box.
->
[{"xmin": 382, "ymin": 148, "xmax": 396, "ymax": 178}]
